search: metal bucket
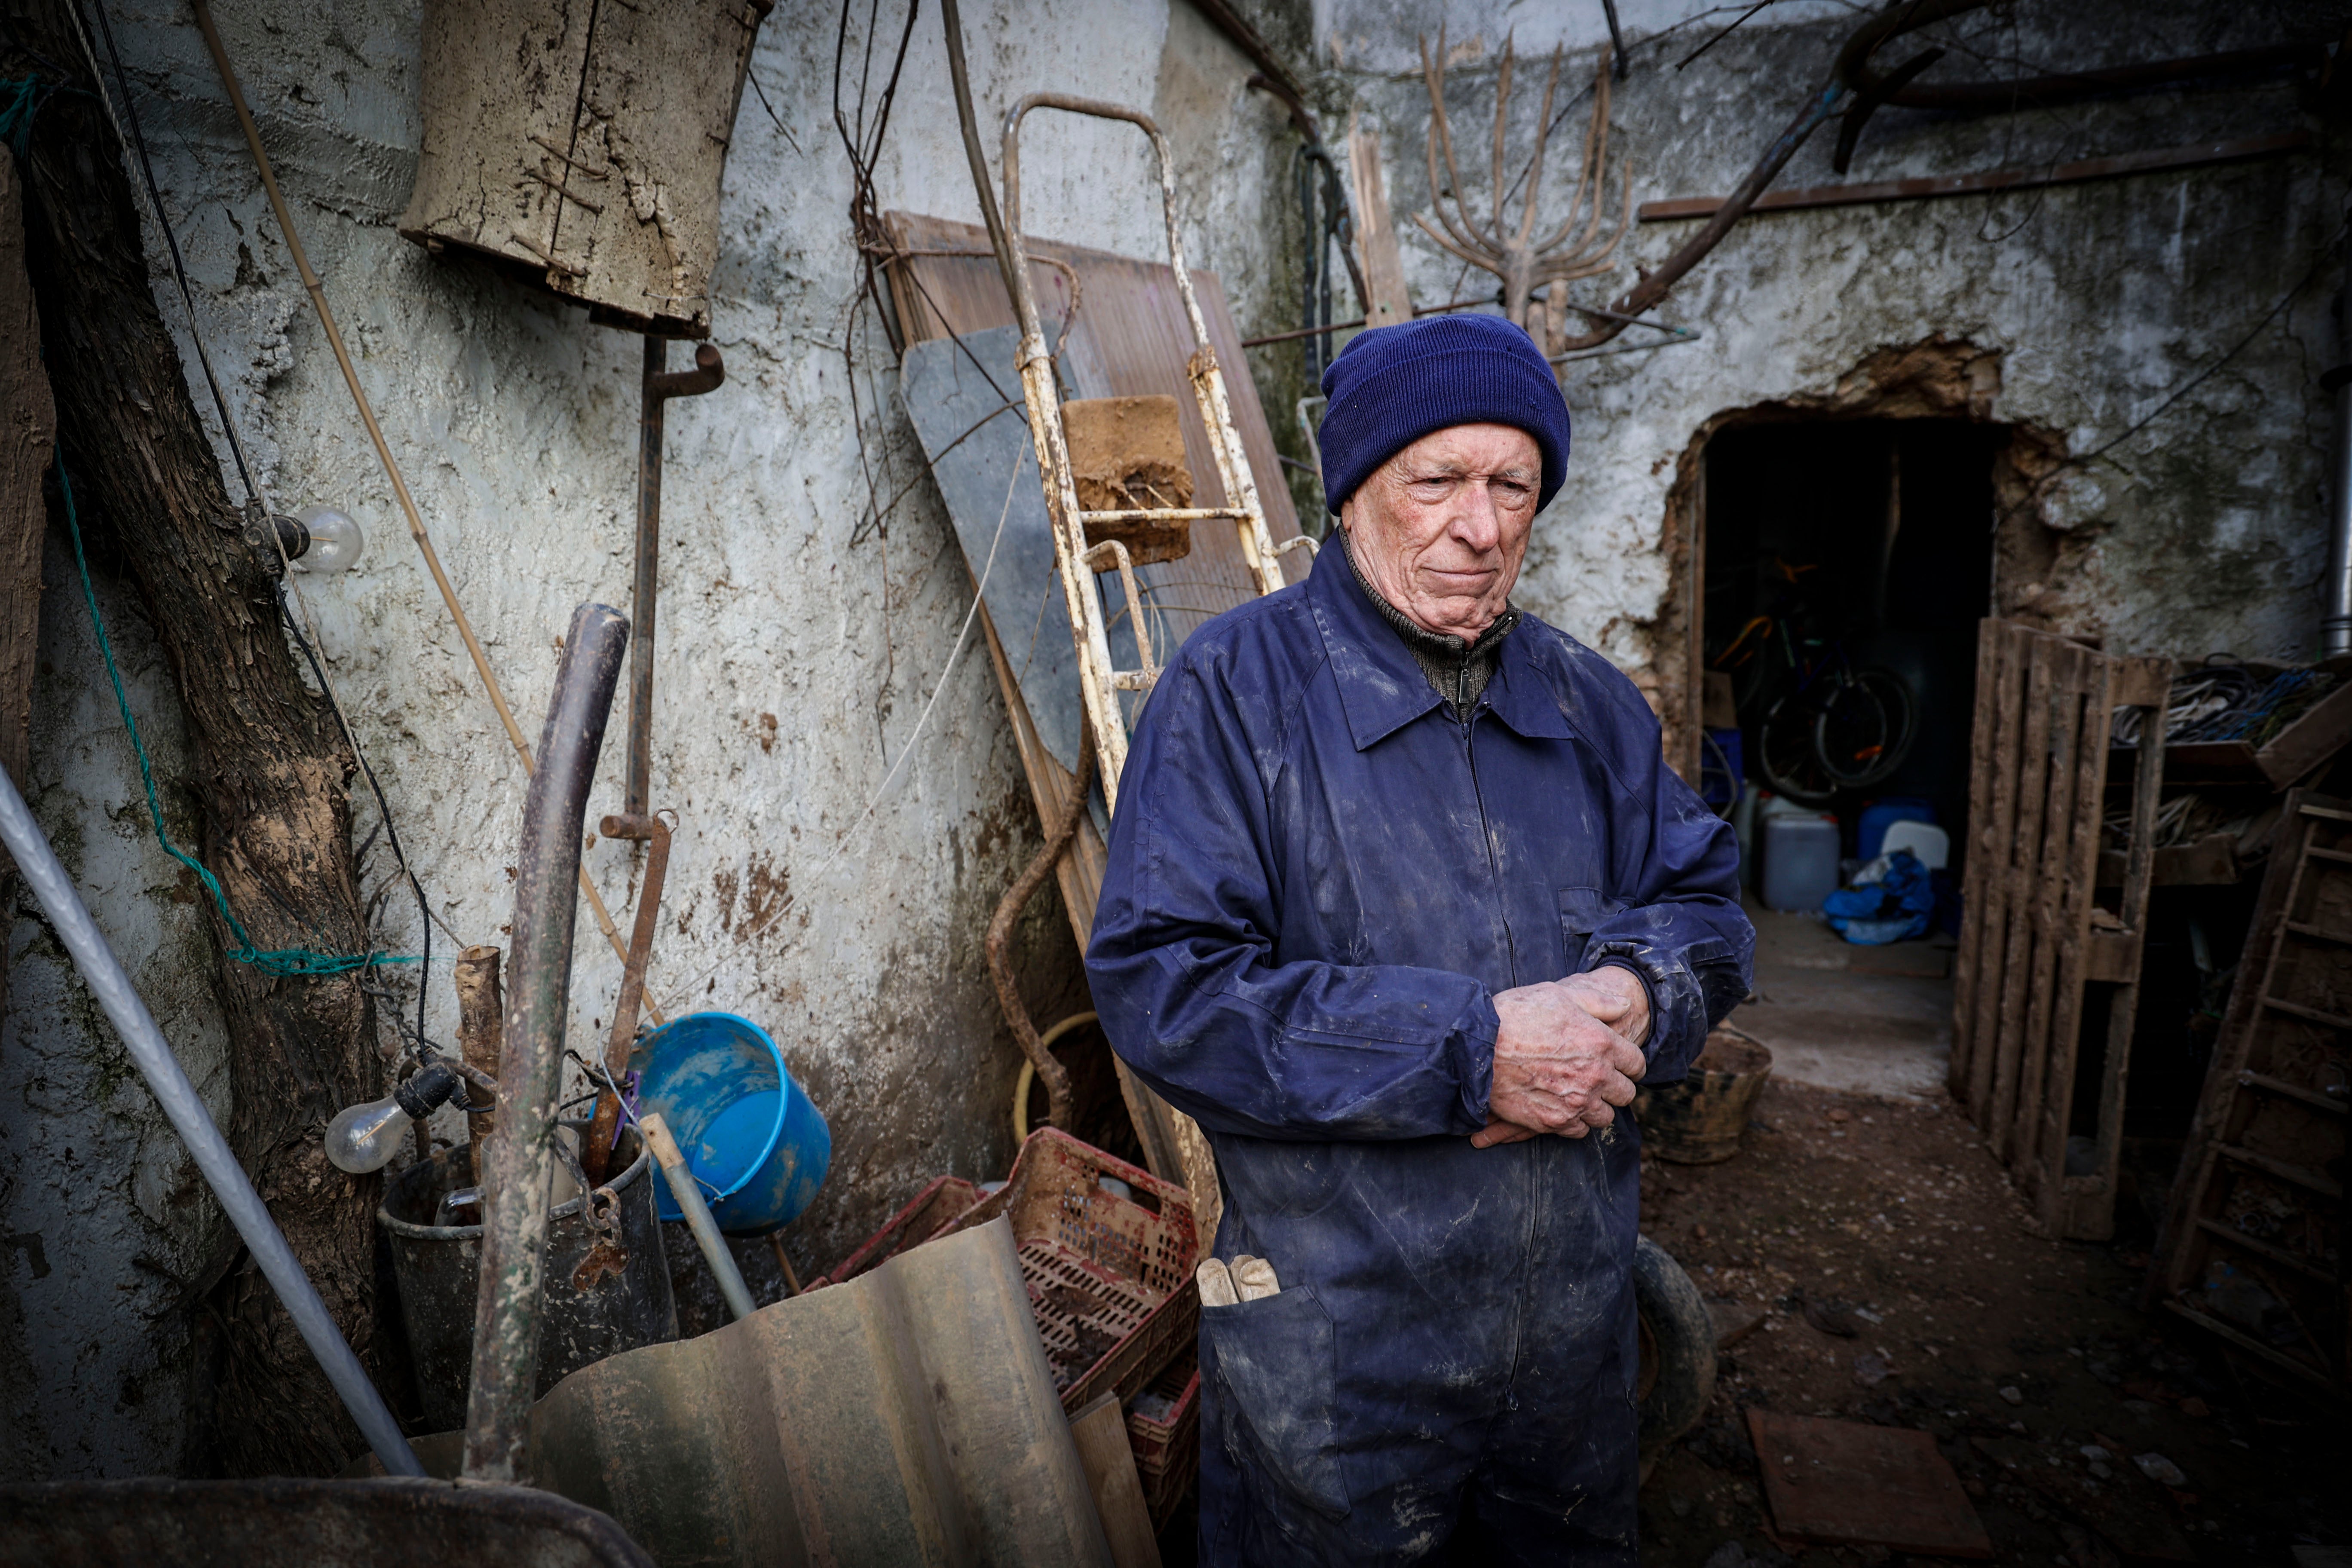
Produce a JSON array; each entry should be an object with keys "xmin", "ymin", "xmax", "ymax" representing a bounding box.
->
[
  {"xmin": 634, "ymin": 1011, "xmax": 830, "ymax": 1235},
  {"xmin": 380, "ymin": 1135, "xmax": 677, "ymax": 1431}
]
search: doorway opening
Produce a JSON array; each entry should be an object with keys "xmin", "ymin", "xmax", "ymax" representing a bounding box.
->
[{"xmin": 1700, "ymin": 416, "xmax": 2002, "ymax": 1098}]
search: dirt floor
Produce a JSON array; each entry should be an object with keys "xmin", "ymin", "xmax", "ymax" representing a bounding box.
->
[{"xmin": 1635, "ymin": 1072, "xmax": 2351, "ymax": 1567}]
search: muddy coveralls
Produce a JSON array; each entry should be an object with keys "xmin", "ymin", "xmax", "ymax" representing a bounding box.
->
[{"xmin": 1086, "ymin": 542, "xmax": 1753, "ymax": 1565}]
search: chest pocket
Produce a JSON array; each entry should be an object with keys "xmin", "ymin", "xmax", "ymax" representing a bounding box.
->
[{"xmin": 1557, "ymin": 886, "xmax": 1624, "ymax": 973}]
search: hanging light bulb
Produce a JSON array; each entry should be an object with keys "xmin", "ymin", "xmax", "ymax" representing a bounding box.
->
[
  {"xmin": 266, "ymin": 505, "xmax": 366, "ymax": 573},
  {"xmin": 323, "ymin": 1059, "xmax": 460, "ymax": 1174}
]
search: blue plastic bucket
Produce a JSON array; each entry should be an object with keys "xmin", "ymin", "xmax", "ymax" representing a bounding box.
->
[{"xmin": 631, "ymin": 1012, "xmax": 830, "ymax": 1236}]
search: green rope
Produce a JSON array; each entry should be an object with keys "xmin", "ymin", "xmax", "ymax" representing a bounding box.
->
[
  {"xmin": 0, "ymin": 76, "xmax": 50, "ymax": 157},
  {"xmin": 56, "ymin": 453, "xmax": 416, "ymax": 979}
]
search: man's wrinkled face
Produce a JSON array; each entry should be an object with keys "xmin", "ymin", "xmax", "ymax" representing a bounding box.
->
[{"xmin": 1339, "ymin": 422, "xmax": 1540, "ymax": 644}]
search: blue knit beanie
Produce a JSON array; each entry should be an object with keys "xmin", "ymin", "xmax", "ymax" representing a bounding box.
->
[{"xmin": 1317, "ymin": 314, "xmax": 1571, "ymax": 515}]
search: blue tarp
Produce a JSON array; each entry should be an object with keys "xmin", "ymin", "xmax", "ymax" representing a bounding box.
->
[{"xmin": 1825, "ymin": 849, "xmax": 1935, "ymax": 944}]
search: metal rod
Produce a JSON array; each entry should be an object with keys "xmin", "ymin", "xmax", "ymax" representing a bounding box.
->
[
  {"xmin": 627, "ymin": 341, "xmax": 723, "ymax": 818},
  {"xmin": 463, "ymin": 602, "xmax": 629, "ymax": 1484},
  {"xmin": 641, "ymin": 1112, "xmax": 757, "ymax": 1320},
  {"xmin": 2326, "ymin": 225, "xmax": 2352, "ymax": 660},
  {"xmin": 0, "ymin": 763, "xmax": 423, "ymax": 1478}
]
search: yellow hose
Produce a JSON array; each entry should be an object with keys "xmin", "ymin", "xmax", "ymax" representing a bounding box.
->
[{"xmin": 1013, "ymin": 1012, "xmax": 1100, "ymax": 1143}]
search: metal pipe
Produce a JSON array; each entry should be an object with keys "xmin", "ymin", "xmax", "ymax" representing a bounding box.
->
[
  {"xmin": 627, "ymin": 340, "xmax": 723, "ymax": 818},
  {"xmin": 640, "ymin": 1112, "xmax": 757, "ymax": 1320},
  {"xmin": 2327, "ymin": 224, "xmax": 2352, "ymax": 661},
  {"xmin": 463, "ymin": 602, "xmax": 629, "ymax": 1484},
  {"xmin": 0, "ymin": 762, "xmax": 423, "ymax": 1478}
]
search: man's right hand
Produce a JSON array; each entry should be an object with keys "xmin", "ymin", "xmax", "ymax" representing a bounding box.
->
[{"xmin": 1471, "ymin": 979, "xmax": 1647, "ymax": 1149}]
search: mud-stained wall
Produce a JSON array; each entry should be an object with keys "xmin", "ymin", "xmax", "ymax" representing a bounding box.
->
[
  {"xmin": 2, "ymin": 0, "xmax": 1304, "ymax": 1475},
  {"xmin": 1309, "ymin": 0, "xmax": 2340, "ymax": 747}
]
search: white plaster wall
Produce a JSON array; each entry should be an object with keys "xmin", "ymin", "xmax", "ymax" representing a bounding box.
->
[
  {"xmin": 1316, "ymin": 0, "xmax": 2340, "ymax": 670},
  {"xmin": 4, "ymin": 0, "xmax": 1300, "ymax": 1476}
]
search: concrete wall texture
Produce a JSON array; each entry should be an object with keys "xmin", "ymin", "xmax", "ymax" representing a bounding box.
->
[{"xmin": 1, "ymin": 0, "xmax": 2338, "ymax": 1474}]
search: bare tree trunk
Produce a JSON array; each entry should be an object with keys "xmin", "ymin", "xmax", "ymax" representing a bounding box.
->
[
  {"xmin": 3, "ymin": 2, "xmax": 384, "ymax": 1476},
  {"xmin": 0, "ymin": 156, "xmax": 56, "ymax": 1035}
]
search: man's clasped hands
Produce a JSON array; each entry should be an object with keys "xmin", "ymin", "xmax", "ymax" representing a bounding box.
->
[{"xmin": 1472, "ymin": 967, "xmax": 1652, "ymax": 1150}]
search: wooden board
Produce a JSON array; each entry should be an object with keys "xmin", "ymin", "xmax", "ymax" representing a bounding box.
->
[
  {"xmin": 399, "ymin": 0, "xmax": 764, "ymax": 336},
  {"xmin": 1749, "ymin": 1409, "xmax": 1992, "ymax": 1558},
  {"xmin": 1069, "ymin": 1391, "xmax": 1163, "ymax": 1568},
  {"xmin": 2149, "ymin": 790, "xmax": 2350, "ymax": 1398},
  {"xmin": 1949, "ymin": 621, "xmax": 2171, "ymax": 1240}
]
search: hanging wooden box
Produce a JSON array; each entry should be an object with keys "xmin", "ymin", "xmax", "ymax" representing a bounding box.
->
[
  {"xmin": 398, "ymin": 0, "xmax": 769, "ymax": 337},
  {"xmin": 1950, "ymin": 620, "xmax": 2172, "ymax": 1240}
]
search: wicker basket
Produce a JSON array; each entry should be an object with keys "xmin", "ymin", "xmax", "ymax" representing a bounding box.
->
[{"xmin": 940, "ymin": 1128, "xmax": 1200, "ymax": 1415}]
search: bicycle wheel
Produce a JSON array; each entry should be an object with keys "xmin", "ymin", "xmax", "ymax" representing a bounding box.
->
[
  {"xmin": 1758, "ymin": 690, "xmax": 1838, "ymax": 805},
  {"xmin": 1814, "ymin": 667, "xmax": 1916, "ymax": 789}
]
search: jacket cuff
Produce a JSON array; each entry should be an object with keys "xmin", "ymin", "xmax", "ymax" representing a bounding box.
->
[{"xmin": 1455, "ymin": 989, "xmax": 1501, "ymax": 1130}]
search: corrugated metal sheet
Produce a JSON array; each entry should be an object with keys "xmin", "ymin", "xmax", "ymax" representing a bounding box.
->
[{"xmin": 398, "ymin": 1216, "xmax": 1112, "ymax": 1568}]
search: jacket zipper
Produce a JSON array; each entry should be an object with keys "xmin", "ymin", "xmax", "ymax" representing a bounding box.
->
[
  {"xmin": 1467, "ymin": 697, "xmax": 1541, "ymax": 1411},
  {"xmin": 1462, "ymin": 703, "xmax": 1519, "ymax": 988}
]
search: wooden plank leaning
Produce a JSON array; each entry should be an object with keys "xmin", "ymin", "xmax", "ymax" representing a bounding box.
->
[
  {"xmin": 1965, "ymin": 623, "xmax": 2031, "ymax": 1124},
  {"xmin": 2055, "ymin": 656, "xmax": 2168, "ymax": 1238},
  {"xmin": 2010, "ymin": 640, "xmax": 2092, "ymax": 1192},
  {"xmin": 1950, "ymin": 618, "xmax": 2005, "ymax": 1093},
  {"xmin": 1988, "ymin": 631, "xmax": 2058, "ymax": 1160}
]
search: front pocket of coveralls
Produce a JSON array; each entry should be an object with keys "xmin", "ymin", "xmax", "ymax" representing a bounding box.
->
[
  {"xmin": 1556, "ymin": 885, "xmax": 1623, "ymax": 971},
  {"xmin": 1202, "ymin": 1285, "xmax": 1350, "ymax": 1519}
]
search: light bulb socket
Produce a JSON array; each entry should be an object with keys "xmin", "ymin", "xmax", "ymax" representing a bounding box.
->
[
  {"xmin": 270, "ymin": 514, "xmax": 312, "ymax": 560},
  {"xmin": 393, "ymin": 1060, "xmax": 461, "ymax": 1121}
]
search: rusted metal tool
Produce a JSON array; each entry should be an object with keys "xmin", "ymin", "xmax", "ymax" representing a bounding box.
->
[
  {"xmin": 583, "ymin": 809, "xmax": 671, "ymax": 1182},
  {"xmin": 627, "ymin": 340, "xmax": 723, "ymax": 818}
]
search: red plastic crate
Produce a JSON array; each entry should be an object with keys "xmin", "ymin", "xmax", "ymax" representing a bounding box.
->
[
  {"xmin": 938, "ymin": 1128, "xmax": 1201, "ymax": 1415},
  {"xmin": 1124, "ymin": 1345, "xmax": 1199, "ymax": 1481},
  {"xmin": 810, "ymin": 1175, "xmax": 981, "ymax": 1289}
]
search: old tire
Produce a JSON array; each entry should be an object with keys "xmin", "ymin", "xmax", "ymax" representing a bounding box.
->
[{"xmin": 1634, "ymin": 1233, "xmax": 1716, "ymax": 1482}]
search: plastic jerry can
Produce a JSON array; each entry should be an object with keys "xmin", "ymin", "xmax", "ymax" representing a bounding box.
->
[{"xmin": 1762, "ymin": 814, "xmax": 1841, "ymax": 913}]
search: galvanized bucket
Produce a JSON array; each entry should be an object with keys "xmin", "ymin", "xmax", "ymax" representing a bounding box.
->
[{"xmin": 380, "ymin": 1136, "xmax": 677, "ymax": 1430}]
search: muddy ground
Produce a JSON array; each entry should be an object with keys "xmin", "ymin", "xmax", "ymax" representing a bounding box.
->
[{"xmin": 1636, "ymin": 1075, "xmax": 2349, "ymax": 1567}]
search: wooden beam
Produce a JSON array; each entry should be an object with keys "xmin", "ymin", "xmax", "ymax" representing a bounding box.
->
[
  {"xmin": 1346, "ymin": 117, "xmax": 1413, "ymax": 329},
  {"xmin": 1639, "ymin": 131, "xmax": 2312, "ymax": 222}
]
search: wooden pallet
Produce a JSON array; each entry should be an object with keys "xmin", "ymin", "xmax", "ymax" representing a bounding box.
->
[
  {"xmin": 1950, "ymin": 621, "xmax": 2172, "ymax": 1240},
  {"xmin": 2148, "ymin": 789, "xmax": 2350, "ymax": 1397}
]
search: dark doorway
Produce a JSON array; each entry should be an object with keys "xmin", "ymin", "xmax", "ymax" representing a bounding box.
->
[{"xmin": 1702, "ymin": 418, "xmax": 2000, "ymax": 856}]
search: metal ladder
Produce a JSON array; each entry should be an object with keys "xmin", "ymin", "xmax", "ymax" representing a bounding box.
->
[{"xmin": 998, "ymin": 93, "xmax": 1316, "ymax": 811}]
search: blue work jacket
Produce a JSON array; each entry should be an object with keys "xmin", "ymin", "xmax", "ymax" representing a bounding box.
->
[{"xmin": 1085, "ymin": 539, "xmax": 1752, "ymax": 1556}]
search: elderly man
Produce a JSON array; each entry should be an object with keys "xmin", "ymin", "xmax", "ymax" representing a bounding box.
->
[{"xmin": 1085, "ymin": 314, "xmax": 1753, "ymax": 1563}]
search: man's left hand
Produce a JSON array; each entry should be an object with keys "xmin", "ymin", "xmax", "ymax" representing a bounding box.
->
[{"xmin": 1561, "ymin": 965, "xmax": 1650, "ymax": 1049}]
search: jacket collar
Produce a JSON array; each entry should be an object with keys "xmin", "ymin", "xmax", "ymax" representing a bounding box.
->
[{"xmin": 1305, "ymin": 535, "xmax": 1576, "ymax": 749}]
